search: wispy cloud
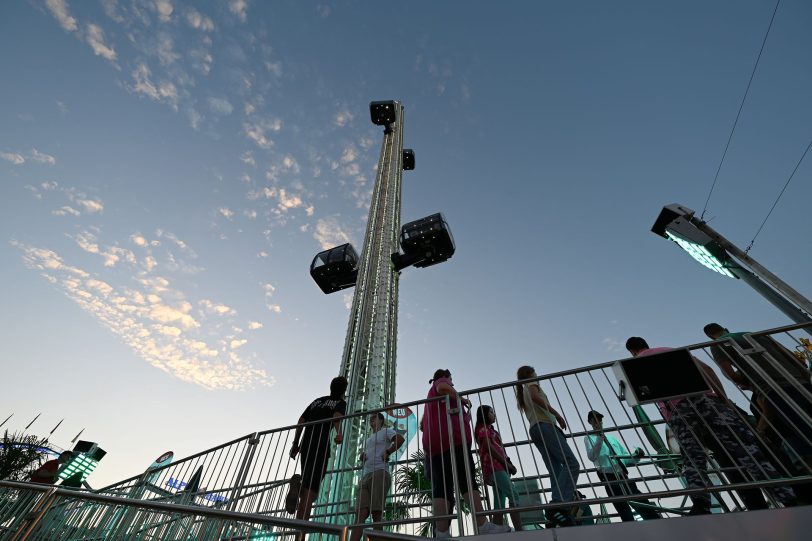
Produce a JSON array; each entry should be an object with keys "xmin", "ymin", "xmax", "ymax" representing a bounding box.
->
[
  {"xmin": 200, "ymin": 299, "xmax": 236, "ymax": 316},
  {"xmin": 85, "ymin": 23, "xmax": 117, "ymax": 62},
  {"xmin": 243, "ymin": 118, "xmax": 282, "ymax": 149},
  {"xmin": 154, "ymin": 0, "xmax": 174, "ymax": 23},
  {"xmin": 313, "ymin": 217, "xmax": 352, "ymax": 250},
  {"xmin": 262, "ymin": 282, "xmax": 282, "ymax": 313},
  {"xmin": 208, "ymin": 97, "xmax": 233, "ymax": 116},
  {"xmin": 129, "ymin": 63, "xmax": 179, "ymax": 109},
  {"xmin": 229, "ymin": 0, "xmax": 248, "ymax": 22},
  {"xmin": 334, "ymin": 108, "xmax": 354, "ymax": 127},
  {"xmin": 45, "ymin": 0, "xmax": 78, "ymax": 33},
  {"xmin": 13, "ymin": 241, "xmax": 271, "ymax": 390},
  {"xmin": 185, "ymin": 7, "xmax": 214, "ymax": 31},
  {"xmin": 0, "ymin": 151, "xmax": 25, "ymax": 165},
  {"xmin": 30, "ymin": 149, "xmax": 56, "ymax": 165},
  {"xmin": 601, "ymin": 337, "xmax": 625, "ymax": 353},
  {"xmin": 247, "ymin": 321, "xmax": 263, "ymax": 330}
]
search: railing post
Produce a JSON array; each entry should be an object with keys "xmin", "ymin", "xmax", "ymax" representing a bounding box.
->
[
  {"xmin": 228, "ymin": 432, "xmax": 261, "ymax": 512},
  {"xmin": 13, "ymin": 487, "xmax": 58, "ymax": 541}
]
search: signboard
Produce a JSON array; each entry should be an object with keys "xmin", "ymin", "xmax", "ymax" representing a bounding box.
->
[{"xmin": 383, "ymin": 404, "xmax": 417, "ymax": 461}]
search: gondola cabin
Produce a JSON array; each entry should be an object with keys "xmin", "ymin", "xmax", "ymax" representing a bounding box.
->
[
  {"xmin": 402, "ymin": 149, "xmax": 415, "ymax": 170},
  {"xmin": 400, "ymin": 213, "xmax": 455, "ymax": 268},
  {"xmin": 310, "ymin": 243, "xmax": 359, "ymax": 294}
]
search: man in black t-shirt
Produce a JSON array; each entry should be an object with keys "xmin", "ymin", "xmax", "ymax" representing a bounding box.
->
[{"xmin": 286, "ymin": 376, "xmax": 348, "ymax": 521}]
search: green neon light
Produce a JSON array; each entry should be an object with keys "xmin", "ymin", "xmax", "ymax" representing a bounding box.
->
[
  {"xmin": 666, "ymin": 231, "xmax": 735, "ymax": 278},
  {"xmin": 58, "ymin": 453, "xmax": 99, "ymax": 482}
]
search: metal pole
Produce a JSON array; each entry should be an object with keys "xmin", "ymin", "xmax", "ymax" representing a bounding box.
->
[
  {"xmin": 690, "ymin": 216, "xmax": 812, "ymax": 318},
  {"xmin": 727, "ymin": 266, "xmax": 812, "ymax": 331}
]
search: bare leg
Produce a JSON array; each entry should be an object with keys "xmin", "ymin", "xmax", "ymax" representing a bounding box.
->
[
  {"xmin": 462, "ymin": 490, "xmax": 488, "ymax": 527},
  {"xmin": 349, "ymin": 507, "xmax": 370, "ymax": 541},
  {"xmin": 432, "ymin": 498, "xmax": 451, "ymax": 533},
  {"xmin": 371, "ymin": 511, "xmax": 383, "ymax": 530}
]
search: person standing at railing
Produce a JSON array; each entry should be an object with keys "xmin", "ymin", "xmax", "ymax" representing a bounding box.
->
[
  {"xmin": 287, "ymin": 376, "xmax": 348, "ymax": 522},
  {"xmin": 583, "ymin": 410, "xmax": 661, "ymax": 522},
  {"xmin": 349, "ymin": 412, "xmax": 405, "ymax": 541},
  {"xmin": 423, "ymin": 369, "xmax": 510, "ymax": 537},
  {"xmin": 28, "ymin": 451, "xmax": 72, "ymax": 485},
  {"xmin": 474, "ymin": 405, "xmax": 524, "ymax": 531},
  {"xmin": 703, "ymin": 323, "xmax": 812, "ymax": 480},
  {"xmin": 625, "ymin": 337, "xmax": 797, "ymax": 515},
  {"xmin": 515, "ymin": 365, "xmax": 580, "ymax": 527}
]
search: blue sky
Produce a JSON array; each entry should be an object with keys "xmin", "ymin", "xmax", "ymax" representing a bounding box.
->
[{"xmin": 1, "ymin": 0, "xmax": 810, "ymax": 486}]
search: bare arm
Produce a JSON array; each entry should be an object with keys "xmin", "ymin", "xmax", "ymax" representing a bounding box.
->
[
  {"xmin": 584, "ymin": 434, "xmax": 605, "ymax": 462},
  {"xmin": 290, "ymin": 415, "xmax": 306, "ymax": 458},
  {"xmin": 696, "ymin": 358, "xmax": 728, "ymax": 399},
  {"xmin": 528, "ymin": 384, "xmax": 567, "ymax": 429},
  {"xmin": 435, "ymin": 381, "xmax": 472, "ymax": 408},
  {"xmin": 332, "ymin": 412, "xmax": 344, "ymax": 444}
]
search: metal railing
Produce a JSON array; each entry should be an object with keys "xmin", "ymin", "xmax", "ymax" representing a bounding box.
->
[
  {"xmin": 21, "ymin": 322, "xmax": 809, "ymax": 539},
  {"xmin": 0, "ymin": 479, "xmax": 348, "ymax": 541}
]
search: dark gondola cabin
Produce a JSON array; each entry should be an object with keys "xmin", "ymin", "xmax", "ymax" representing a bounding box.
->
[
  {"xmin": 310, "ymin": 243, "xmax": 359, "ymax": 294},
  {"xmin": 400, "ymin": 213, "xmax": 455, "ymax": 268},
  {"xmin": 402, "ymin": 149, "xmax": 415, "ymax": 170},
  {"xmin": 369, "ymin": 100, "xmax": 397, "ymax": 126}
]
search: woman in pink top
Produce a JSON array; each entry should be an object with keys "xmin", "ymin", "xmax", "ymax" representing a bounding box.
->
[{"xmin": 422, "ymin": 369, "xmax": 510, "ymax": 537}]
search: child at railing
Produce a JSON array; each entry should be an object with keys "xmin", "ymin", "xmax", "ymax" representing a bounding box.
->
[{"xmin": 475, "ymin": 405, "xmax": 524, "ymax": 531}]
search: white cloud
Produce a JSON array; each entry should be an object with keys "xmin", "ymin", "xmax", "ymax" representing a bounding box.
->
[
  {"xmin": 334, "ymin": 109, "xmax": 354, "ymax": 127},
  {"xmin": 76, "ymin": 198, "xmax": 104, "ymax": 213},
  {"xmin": 129, "ymin": 64, "xmax": 178, "ymax": 109},
  {"xmin": 72, "ymin": 231, "xmax": 100, "ymax": 254},
  {"xmin": 154, "ymin": 0, "xmax": 174, "ymax": 22},
  {"xmin": 200, "ymin": 299, "xmax": 236, "ymax": 316},
  {"xmin": 101, "ymin": 0, "xmax": 125, "ymax": 23},
  {"xmin": 52, "ymin": 206, "xmax": 81, "ymax": 217},
  {"xmin": 313, "ymin": 217, "xmax": 351, "ymax": 250},
  {"xmin": 14, "ymin": 242, "xmax": 270, "ymax": 390},
  {"xmin": 155, "ymin": 33, "xmax": 180, "ymax": 65},
  {"xmin": 341, "ymin": 145, "xmax": 358, "ymax": 163},
  {"xmin": 30, "ymin": 149, "xmax": 56, "ymax": 165},
  {"xmin": 601, "ymin": 337, "xmax": 624, "ymax": 353},
  {"xmin": 208, "ymin": 97, "xmax": 233, "ymax": 115},
  {"xmin": 277, "ymin": 189, "xmax": 302, "ymax": 210},
  {"xmin": 46, "ymin": 0, "xmax": 78, "ymax": 33},
  {"xmin": 229, "ymin": 0, "xmax": 248, "ymax": 22},
  {"xmin": 247, "ymin": 321, "xmax": 263, "ymax": 330},
  {"xmin": 131, "ymin": 234, "xmax": 148, "ymax": 247},
  {"xmin": 240, "ymin": 151, "xmax": 256, "ymax": 167},
  {"xmin": 186, "ymin": 8, "xmax": 214, "ymax": 31},
  {"xmin": 85, "ymin": 23, "xmax": 117, "ymax": 61},
  {"xmin": 0, "ymin": 152, "xmax": 25, "ymax": 165},
  {"xmin": 243, "ymin": 118, "xmax": 282, "ymax": 149},
  {"xmin": 41, "ymin": 181, "xmax": 58, "ymax": 190},
  {"xmin": 218, "ymin": 207, "xmax": 234, "ymax": 219},
  {"xmin": 230, "ymin": 339, "xmax": 248, "ymax": 349},
  {"xmin": 262, "ymin": 282, "xmax": 282, "ymax": 313}
]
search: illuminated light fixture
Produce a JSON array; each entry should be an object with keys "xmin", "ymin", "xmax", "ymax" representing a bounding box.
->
[
  {"xmin": 59, "ymin": 440, "xmax": 107, "ymax": 486},
  {"xmin": 59, "ymin": 452, "xmax": 99, "ymax": 483},
  {"xmin": 665, "ymin": 231, "xmax": 735, "ymax": 278},
  {"xmin": 652, "ymin": 203, "xmax": 737, "ymax": 279}
]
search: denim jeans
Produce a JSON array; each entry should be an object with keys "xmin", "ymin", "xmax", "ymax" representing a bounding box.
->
[{"xmin": 529, "ymin": 422, "xmax": 580, "ymax": 503}]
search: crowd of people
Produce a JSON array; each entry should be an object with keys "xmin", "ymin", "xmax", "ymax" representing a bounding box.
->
[{"xmin": 281, "ymin": 323, "xmax": 810, "ymax": 536}]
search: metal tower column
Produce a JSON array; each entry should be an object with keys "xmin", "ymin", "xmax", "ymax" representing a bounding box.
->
[{"xmin": 318, "ymin": 102, "xmax": 405, "ymax": 523}]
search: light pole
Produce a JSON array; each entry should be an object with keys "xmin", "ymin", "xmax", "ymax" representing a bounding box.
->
[
  {"xmin": 652, "ymin": 203, "xmax": 812, "ymax": 335},
  {"xmin": 309, "ymin": 101, "xmax": 455, "ymax": 525}
]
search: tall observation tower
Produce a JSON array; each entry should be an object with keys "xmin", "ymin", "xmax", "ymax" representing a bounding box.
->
[{"xmin": 309, "ymin": 100, "xmax": 455, "ymax": 524}]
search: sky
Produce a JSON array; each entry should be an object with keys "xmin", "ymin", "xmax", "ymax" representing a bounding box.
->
[{"xmin": 1, "ymin": 0, "xmax": 811, "ymax": 488}]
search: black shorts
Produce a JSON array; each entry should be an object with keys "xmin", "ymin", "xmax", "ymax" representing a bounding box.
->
[
  {"xmin": 301, "ymin": 450, "xmax": 329, "ymax": 492},
  {"xmin": 428, "ymin": 446, "xmax": 477, "ymax": 500}
]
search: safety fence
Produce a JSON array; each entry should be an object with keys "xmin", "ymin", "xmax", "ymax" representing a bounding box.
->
[{"xmin": 11, "ymin": 322, "xmax": 810, "ymax": 539}]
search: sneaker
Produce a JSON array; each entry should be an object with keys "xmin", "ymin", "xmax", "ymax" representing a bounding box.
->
[
  {"xmin": 686, "ymin": 504, "xmax": 711, "ymax": 516},
  {"xmin": 546, "ymin": 510, "xmax": 575, "ymax": 528},
  {"xmin": 435, "ymin": 529, "xmax": 452, "ymax": 538},
  {"xmin": 285, "ymin": 474, "xmax": 301, "ymax": 514},
  {"xmin": 479, "ymin": 522, "xmax": 511, "ymax": 534}
]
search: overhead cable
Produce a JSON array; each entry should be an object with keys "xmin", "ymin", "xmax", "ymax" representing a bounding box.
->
[
  {"xmin": 745, "ymin": 137, "xmax": 812, "ymax": 254},
  {"xmin": 700, "ymin": 0, "xmax": 782, "ymax": 220}
]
